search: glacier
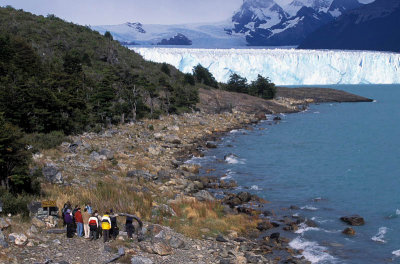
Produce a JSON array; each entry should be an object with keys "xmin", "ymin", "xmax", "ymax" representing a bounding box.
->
[{"xmin": 132, "ymin": 47, "xmax": 400, "ymax": 85}]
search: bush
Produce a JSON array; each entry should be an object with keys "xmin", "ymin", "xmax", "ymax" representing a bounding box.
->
[
  {"xmin": 24, "ymin": 131, "xmax": 68, "ymax": 151},
  {"xmin": 226, "ymin": 73, "xmax": 248, "ymax": 93},
  {"xmin": 0, "ymin": 188, "xmax": 32, "ymax": 217}
]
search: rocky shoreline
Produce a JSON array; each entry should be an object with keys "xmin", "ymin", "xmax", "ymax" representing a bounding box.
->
[{"xmin": 0, "ymin": 88, "xmax": 372, "ymax": 264}]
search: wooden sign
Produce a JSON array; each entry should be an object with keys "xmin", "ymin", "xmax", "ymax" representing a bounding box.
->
[{"xmin": 41, "ymin": 200, "xmax": 56, "ymax": 208}]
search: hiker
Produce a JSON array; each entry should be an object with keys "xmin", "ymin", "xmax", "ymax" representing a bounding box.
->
[
  {"xmin": 61, "ymin": 202, "xmax": 71, "ymax": 226},
  {"xmin": 125, "ymin": 215, "xmax": 135, "ymax": 239},
  {"xmin": 64, "ymin": 209, "xmax": 74, "ymax": 238},
  {"xmin": 95, "ymin": 210, "xmax": 102, "ymax": 239},
  {"xmin": 82, "ymin": 208, "xmax": 91, "ymax": 239},
  {"xmin": 88, "ymin": 213, "xmax": 99, "ymax": 240},
  {"xmin": 72, "ymin": 205, "xmax": 79, "ymax": 230},
  {"xmin": 110, "ymin": 209, "xmax": 119, "ymax": 240},
  {"xmin": 85, "ymin": 203, "xmax": 92, "ymax": 214},
  {"xmin": 74, "ymin": 207, "xmax": 84, "ymax": 237},
  {"xmin": 101, "ymin": 212, "xmax": 112, "ymax": 242}
]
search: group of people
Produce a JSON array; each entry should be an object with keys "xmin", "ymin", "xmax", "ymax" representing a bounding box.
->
[{"xmin": 61, "ymin": 202, "xmax": 137, "ymax": 243}]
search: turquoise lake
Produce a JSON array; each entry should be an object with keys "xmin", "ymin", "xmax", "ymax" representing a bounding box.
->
[{"xmin": 194, "ymin": 85, "xmax": 400, "ymax": 263}]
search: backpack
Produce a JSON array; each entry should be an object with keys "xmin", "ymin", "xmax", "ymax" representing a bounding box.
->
[{"xmin": 89, "ymin": 219, "xmax": 97, "ymax": 226}]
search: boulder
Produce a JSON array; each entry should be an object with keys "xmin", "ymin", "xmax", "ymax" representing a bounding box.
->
[
  {"xmin": 152, "ymin": 241, "xmax": 172, "ymax": 256},
  {"xmin": 131, "ymin": 256, "xmax": 154, "ymax": 264},
  {"xmin": 342, "ymin": 227, "xmax": 356, "ymax": 236},
  {"xmin": 0, "ymin": 230, "xmax": 8, "ymax": 248},
  {"xmin": 164, "ymin": 135, "xmax": 181, "ymax": 144},
  {"xmin": 42, "ymin": 164, "xmax": 63, "ymax": 184},
  {"xmin": 99, "ymin": 148, "xmax": 114, "ymax": 160},
  {"xmin": 9, "ymin": 233, "xmax": 27, "ymax": 245},
  {"xmin": 157, "ymin": 170, "xmax": 171, "ymax": 180},
  {"xmin": 0, "ymin": 218, "xmax": 10, "ymax": 230},
  {"xmin": 257, "ymin": 221, "xmax": 274, "ymax": 231},
  {"xmin": 305, "ymin": 219, "xmax": 318, "ymax": 228},
  {"xmin": 206, "ymin": 142, "xmax": 217, "ymax": 148},
  {"xmin": 273, "ymin": 116, "xmax": 282, "ymax": 121},
  {"xmin": 216, "ymin": 235, "xmax": 228, "ymax": 242},
  {"xmin": 269, "ymin": 232, "xmax": 280, "ymax": 241},
  {"xmin": 169, "ymin": 236, "xmax": 185, "ymax": 249},
  {"xmin": 340, "ymin": 215, "xmax": 365, "ymax": 226},
  {"xmin": 127, "ymin": 170, "xmax": 157, "ymax": 181},
  {"xmin": 27, "ymin": 201, "xmax": 42, "ymax": 215},
  {"xmin": 180, "ymin": 164, "xmax": 200, "ymax": 174},
  {"xmin": 193, "ymin": 190, "xmax": 215, "ymax": 202},
  {"xmin": 32, "ymin": 217, "xmax": 46, "ymax": 228},
  {"xmin": 237, "ymin": 192, "xmax": 252, "ymax": 203}
]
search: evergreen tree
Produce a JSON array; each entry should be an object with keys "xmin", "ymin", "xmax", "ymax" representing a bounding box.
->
[
  {"xmin": 226, "ymin": 73, "xmax": 248, "ymax": 93},
  {"xmin": 249, "ymin": 75, "xmax": 276, "ymax": 99},
  {"xmin": 161, "ymin": 63, "xmax": 171, "ymax": 76},
  {"xmin": 0, "ymin": 114, "xmax": 35, "ymax": 193},
  {"xmin": 193, "ymin": 64, "xmax": 218, "ymax": 88}
]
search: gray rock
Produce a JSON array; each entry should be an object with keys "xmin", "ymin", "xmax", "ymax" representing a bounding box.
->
[
  {"xmin": 163, "ymin": 135, "xmax": 181, "ymax": 144},
  {"xmin": 157, "ymin": 170, "xmax": 171, "ymax": 180},
  {"xmin": 0, "ymin": 230, "xmax": 8, "ymax": 248},
  {"xmin": 8, "ymin": 233, "xmax": 27, "ymax": 245},
  {"xmin": 206, "ymin": 141, "xmax": 217, "ymax": 148},
  {"xmin": 42, "ymin": 164, "xmax": 63, "ymax": 184},
  {"xmin": 90, "ymin": 151, "xmax": 106, "ymax": 161},
  {"xmin": 127, "ymin": 170, "xmax": 157, "ymax": 181},
  {"xmin": 340, "ymin": 215, "xmax": 365, "ymax": 226},
  {"xmin": 27, "ymin": 201, "xmax": 42, "ymax": 215},
  {"xmin": 0, "ymin": 218, "xmax": 10, "ymax": 229},
  {"xmin": 193, "ymin": 190, "xmax": 215, "ymax": 202},
  {"xmin": 99, "ymin": 149, "xmax": 114, "ymax": 160},
  {"xmin": 131, "ymin": 256, "xmax": 154, "ymax": 264},
  {"xmin": 169, "ymin": 236, "xmax": 185, "ymax": 249}
]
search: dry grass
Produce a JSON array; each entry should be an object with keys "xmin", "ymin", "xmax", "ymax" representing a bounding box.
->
[
  {"xmin": 43, "ymin": 179, "xmax": 154, "ymax": 220},
  {"xmin": 163, "ymin": 198, "xmax": 260, "ymax": 238}
]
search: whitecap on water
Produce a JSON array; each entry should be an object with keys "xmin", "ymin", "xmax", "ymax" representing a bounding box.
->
[
  {"xmin": 224, "ymin": 154, "xmax": 246, "ymax": 165},
  {"xmin": 289, "ymin": 237, "xmax": 337, "ymax": 263},
  {"xmin": 295, "ymin": 223, "xmax": 320, "ymax": 234},
  {"xmin": 250, "ymin": 185, "xmax": 261, "ymax": 191},
  {"xmin": 392, "ymin": 249, "xmax": 400, "ymax": 257},
  {"xmin": 301, "ymin": 205, "xmax": 318, "ymax": 211},
  {"xmin": 371, "ymin": 227, "xmax": 388, "ymax": 243},
  {"xmin": 221, "ymin": 169, "xmax": 235, "ymax": 180}
]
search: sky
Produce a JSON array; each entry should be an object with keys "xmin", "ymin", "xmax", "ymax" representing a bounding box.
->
[{"xmin": 2, "ymin": 0, "xmax": 375, "ymax": 26}]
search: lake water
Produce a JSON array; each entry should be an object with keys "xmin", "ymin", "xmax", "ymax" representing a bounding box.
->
[{"xmin": 193, "ymin": 85, "xmax": 400, "ymax": 263}]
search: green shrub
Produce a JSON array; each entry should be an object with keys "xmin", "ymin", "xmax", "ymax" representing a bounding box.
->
[
  {"xmin": 0, "ymin": 188, "xmax": 33, "ymax": 217},
  {"xmin": 24, "ymin": 131, "xmax": 68, "ymax": 151}
]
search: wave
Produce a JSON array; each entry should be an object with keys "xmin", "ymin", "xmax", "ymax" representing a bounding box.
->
[
  {"xmin": 371, "ymin": 227, "xmax": 388, "ymax": 243},
  {"xmin": 221, "ymin": 169, "xmax": 235, "ymax": 180},
  {"xmin": 289, "ymin": 237, "xmax": 337, "ymax": 264},
  {"xmin": 185, "ymin": 155, "xmax": 216, "ymax": 165},
  {"xmin": 392, "ymin": 249, "xmax": 400, "ymax": 257},
  {"xmin": 295, "ymin": 223, "xmax": 320, "ymax": 234},
  {"xmin": 250, "ymin": 185, "xmax": 261, "ymax": 191},
  {"xmin": 224, "ymin": 154, "xmax": 246, "ymax": 164},
  {"xmin": 301, "ymin": 205, "xmax": 318, "ymax": 211}
]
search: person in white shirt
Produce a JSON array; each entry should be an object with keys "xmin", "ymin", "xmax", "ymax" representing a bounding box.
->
[{"xmin": 88, "ymin": 213, "xmax": 99, "ymax": 240}]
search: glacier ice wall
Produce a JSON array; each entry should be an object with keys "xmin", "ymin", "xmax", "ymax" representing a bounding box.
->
[{"xmin": 132, "ymin": 47, "xmax": 400, "ymax": 85}]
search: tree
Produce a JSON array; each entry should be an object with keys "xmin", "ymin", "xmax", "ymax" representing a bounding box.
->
[
  {"xmin": 104, "ymin": 31, "xmax": 113, "ymax": 41},
  {"xmin": 161, "ymin": 63, "xmax": 171, "ymax": 76},
  {"xmin": 0, "ymin": 114, "xmax": 33, "ymax": 193},
  {"xmin": 183, "ymin": 73, "xmax": 195, "ymax": 86},
  {"xmin": 226, "ymin": 73, "xmax": 248, "ymax": 93},
  {"xmin": 193, "ymin": 64, "xmax": 218, "ymax": 88},
  {"xmin": 249, "ymin": 74, "xmax": 276, "ymax": 99}
]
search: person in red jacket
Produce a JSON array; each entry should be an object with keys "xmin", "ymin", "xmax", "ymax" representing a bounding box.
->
[{"xmin": 74, "ymin": 207, "xmax": 84, "ymax": 237}]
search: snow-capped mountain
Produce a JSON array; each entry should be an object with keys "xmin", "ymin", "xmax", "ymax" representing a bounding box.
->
[
  {"xmin": 299, "ymin": 0, "xmax": 400, "ymax": 52},
  {"xmin": 232, "ymin": 0, "xmax": 363, "ymax": 46},
  {"xmin": 91, "ymin": 21, "xmax": 246, "ymax": 48},
  {"xmin": 92, "ymin": 0, "xmax": 366, "ymax": 48}
]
